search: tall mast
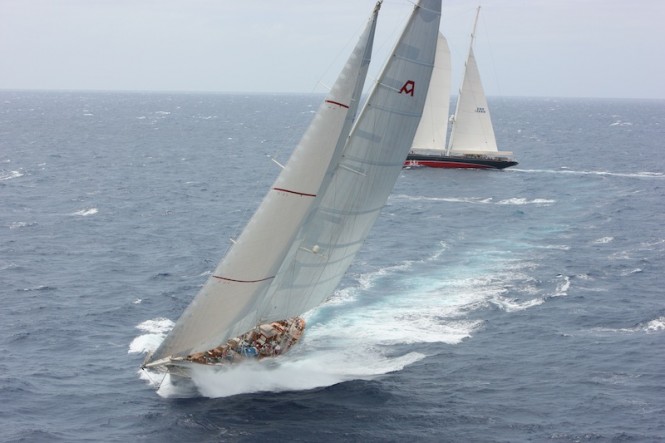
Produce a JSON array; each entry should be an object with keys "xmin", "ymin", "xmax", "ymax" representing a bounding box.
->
[{"xmin": 470, "ymin": 6, "xmax": 480, "ymax": 49}]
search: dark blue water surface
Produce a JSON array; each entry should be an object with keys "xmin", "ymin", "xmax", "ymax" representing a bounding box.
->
[{"xmin": 1, "ymin": 91, "xmax": 664, "ymax": 442}]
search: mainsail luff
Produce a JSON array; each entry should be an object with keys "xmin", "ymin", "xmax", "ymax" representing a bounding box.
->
[
  {"xmin": 257, "ymin": 0, "xmax": 442, "ymax": 321},
  {"xmin": 145, "ymin": 3, "xmax": 382, "ymax": 365},
  {"xmin": 446, "ymin": 6, "xmax": 498, "ymax": 154},
  {"xmin": 410, "ymin": 32, "xmax": 451, "ymax": 154}
]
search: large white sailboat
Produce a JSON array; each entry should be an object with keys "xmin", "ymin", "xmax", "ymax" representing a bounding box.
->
[
  {"xmin": 141, "ymin": 0, "xmax": 442, "ymax": 381},
  {"xmin": 405, "ymin": 6, "xmax": 517, "ymax": 169}
]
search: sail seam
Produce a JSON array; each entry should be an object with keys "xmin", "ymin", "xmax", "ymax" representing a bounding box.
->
[
  {"xmin": 392, "ymin": 54, "xmax": 434, "ymax": 67},
  {"xmin": 272, "ymin": 187, "xmax": 317, "ymax": 197},
  {"xmin": 370, "ymin": 102, "xmax": 422, "ymax": 117}
]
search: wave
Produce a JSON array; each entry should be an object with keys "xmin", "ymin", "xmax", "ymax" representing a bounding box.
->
[
  {"xmin": 593, "ymin": 317, "xmax": 665, "ymax": 335},
  {"xmin": 71, "ymin": 208, "xmax": 98, "ymax": 216},
  {"xmin": 128, "ymin": 318, "xmax": 174, "ymax": 355},
  {"xmin": 391, "ymin": 194, "xmax": 555, "ymax": 206},
  {"xmin": 609, "ymin": 120, "xmax": 632, "ymax": 126},
  {"xmin": 132, "ymin": 245, "xmax": 556, "ymax": 398},
  {"xmin": 0, "ymin": 170, "xmax": 23, "ymax": 181},
  {"xmin": 513, "ymin": 168, "xmax": 665, "ymax": 179},
  {"xmin": 490, "ymin": 295, "xmax": 544, "ymax": 312},
  {"xmin": 552, "ymin": 274, "xmax": 571, "ymax": 297},
  {"xmin": 643, "ymin": 317, "xmax": 665, "ymax": 332},
  {"xmin": 9, "ymin": 221, "xmax": 38, "ymax": 229},
  {"xmin": 19, "ymin": 285, "xmax": 57, "ymax": 292}
]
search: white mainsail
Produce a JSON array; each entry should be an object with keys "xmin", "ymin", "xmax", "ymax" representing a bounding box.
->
[
  {"xmin": 447, "ymin": 6, "xmax": 506, "ymax": 156},
  {"xmin": 144, "ymin": 0, "xmax": 441, "ymax": 368},
  {"xmin": 410, "ymin": 32, "xmax": 451, "ymax": 155}
]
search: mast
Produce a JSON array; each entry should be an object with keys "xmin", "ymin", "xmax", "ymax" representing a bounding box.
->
[{"xmin": 470, "ymin": 6, "xmax": 480, "ymax": 51}]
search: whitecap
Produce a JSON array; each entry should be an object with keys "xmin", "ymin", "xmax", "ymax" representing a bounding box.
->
[
  {"xmin": 496, "ymin": 197, "xmax": 556, "ymax": 206},
  {"xmin": 593, "ymin": 236, "xmax": 614, "ymax": 244},
  {"xmin": 72, "ymin": 208, "xmax": 98, "ymax": 216},
  {"xmin": 490, "ymin": 294, "xmax": 544, "ymax": 312},
  {"xmin": 0, "ymin": 170, "xmax": 23, "ymax": 181},
  {"xmin": 513, "ymin": 169, "xmax": 664, "ymax": 179},
  {"xmin": 136, "ymin": 317, "xmax": 175, "ymax": 334},
  {"xmin": 619, "ymin": 268, "xmax": 642, "ymax": 276},
  {"xmin": 551, "ymin": 275, "xmax": 571, "ymax": 297},
  {"xmin": 9, "ymin": 221, "xmax": 36, "ymax": 229},
  {"xmin": 173, "ymin": 350, "xmax": 428, "ymax": 399},
  {"xmin": 593, "ymin": 317, "xmax": 665, "ymax": 335},
  {"xmin": 644, "ymin": 317, "xmax": 665, "ymax": 333},
  {"xmin": 128, "ymin": 318, "xmax": 174, "ymax": 355}
]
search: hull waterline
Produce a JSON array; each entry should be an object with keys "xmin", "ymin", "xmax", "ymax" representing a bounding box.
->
[{"xmin": 404, "ymin": 153, "xmax": 517, "ymax": 170}]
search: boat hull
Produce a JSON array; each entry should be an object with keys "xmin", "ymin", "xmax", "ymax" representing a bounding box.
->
[
  {"xmin": 143, "ymin": 317, "xmax": 306, "ymax": 374},
  {"xmin": 404, "ymin": 153, "xmax": 517, "ymax": 170}
]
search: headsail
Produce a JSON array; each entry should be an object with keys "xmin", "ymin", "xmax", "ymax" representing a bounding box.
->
[
  {"xmin": 145, "ymin": 2, "xmax": 382, "ymax": 365},
  {"xmin": 410, "ymin": 32, "xmax": 451, "ymax": 155},
  {"xmin": 447, "ymin": 6, "xmax": 500, "ymax": 155}
]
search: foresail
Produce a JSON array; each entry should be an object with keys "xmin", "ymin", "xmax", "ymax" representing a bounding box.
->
[
  {"xmin": 447, "ymin": 47, "xmax": 497, "ymax": 153},
  {"xmin": 410, "ymin": 32, "xmax": 451, "ymax": 154},
  {"xmin": 257, "ymin": 0, "xmax": 442, "ymax": 322},
  {"xmin": 145, "ymin": 3, "xmax": 381, "ymax": 364}
]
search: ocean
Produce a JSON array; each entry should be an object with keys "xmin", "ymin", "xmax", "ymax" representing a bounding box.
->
[{"xmin": 1, "ymin": 91, "xmax": 664, "ymax": 442}]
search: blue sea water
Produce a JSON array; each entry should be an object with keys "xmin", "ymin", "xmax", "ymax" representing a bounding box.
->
[{"xmin": 1, "ymin": 91, "xmax": 664, "ymax": 442}]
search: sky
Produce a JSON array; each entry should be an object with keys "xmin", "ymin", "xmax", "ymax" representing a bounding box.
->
[{"xmin": 1, "ymin": 0, "xmax": 664, "ymax": 99}]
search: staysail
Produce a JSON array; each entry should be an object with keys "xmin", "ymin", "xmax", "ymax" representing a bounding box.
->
[
  {"xmin": 410, "ymin": 32, "xmax": 451, "ymax": 155},
  {"xmin": 144, "ymin": 0, "xmax": 441, "ymax": 368},
  {"xmin": 447, "ymin": 6, "xmax": 502, "ymax": 155}
]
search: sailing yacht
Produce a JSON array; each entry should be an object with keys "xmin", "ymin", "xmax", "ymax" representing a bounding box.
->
[
  {"xmin": 405, "ymin": 6, "xmax": 517, "ymax": 169},
  {"xmin": 141, "ymin": 0, "xmax": 442, "ymax": 380}
]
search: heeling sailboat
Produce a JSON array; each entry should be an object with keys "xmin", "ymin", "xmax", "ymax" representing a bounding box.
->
[
  {"xmin": 405, "ymin": 6, "xmax": 517, "ymax": 169},
  {"xmin": 142, "ymin": 0, "xmax": 441, "ymax": 378}
]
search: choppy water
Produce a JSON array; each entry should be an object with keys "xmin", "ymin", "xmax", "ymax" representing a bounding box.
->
[{"xmin": 1, "ymin": 91, "xmax": 664, "ymax": 442}]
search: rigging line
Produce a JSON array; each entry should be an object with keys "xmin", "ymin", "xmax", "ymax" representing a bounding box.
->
[
  {"xmin": 308, "ymin": 6, "xmax": 372, "ymax": 95},
  {"xmin": 141, "ymin": 367, "xmax": 168, "ymax": 390},
  {"xmin": 480, "ymin": 8, "xmax": 505, "ymax": 99}
]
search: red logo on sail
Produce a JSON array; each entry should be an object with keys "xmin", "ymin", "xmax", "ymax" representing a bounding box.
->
[{"xmin": 399, "ymin": 80, "xmax": 415, "ymax": 96}]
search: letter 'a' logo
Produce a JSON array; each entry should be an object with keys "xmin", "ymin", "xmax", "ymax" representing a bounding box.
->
[{"xmin": 399, "ymin": 80, "xmax": 415, "ymax": 96}]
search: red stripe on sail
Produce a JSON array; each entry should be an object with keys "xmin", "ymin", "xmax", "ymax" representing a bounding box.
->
[
  {"xmin": 325, "ymin": 100, "xmax": 350, "ymax": 109},
  {"xmin": 213, "ymin": 275, "xmax": 275, "ymax": 283},
  {"xmin": 273, "ymin": 187, "xmax": 316, "ymax": 197}
]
